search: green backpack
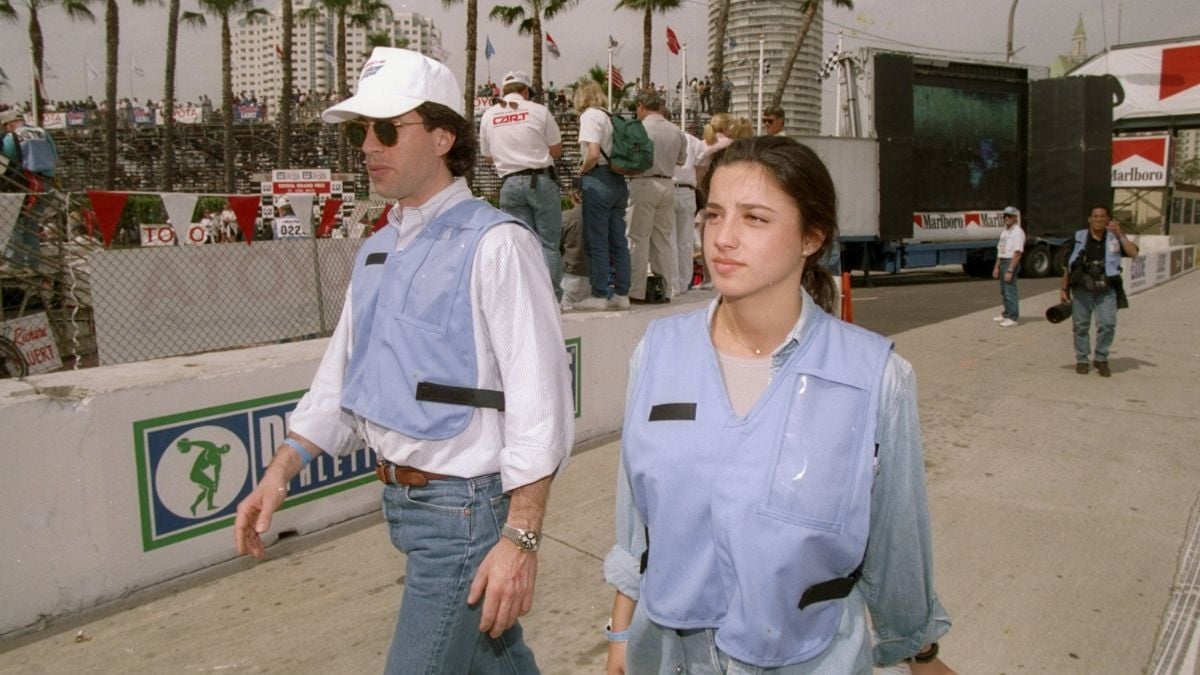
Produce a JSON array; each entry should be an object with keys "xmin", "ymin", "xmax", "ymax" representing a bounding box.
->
[{"xmin": 599, "ymin": 110, "xmax": 654, "ymax": 176}]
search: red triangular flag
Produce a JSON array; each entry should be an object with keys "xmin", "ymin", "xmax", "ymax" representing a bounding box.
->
[
  {"xmin": 317, "ymin": 198, "xmax": 343, "ymax": 237},
  {"xmin": 372, "ymin": 203, "xmax": 393, "ymax": 233},
  {"xmin": 226, "ymin": 195, "xmax": 261, "ymax": 245},
  {"xmin": 87, "ymin": 191, "xmax": 130, "ymax": 248}
]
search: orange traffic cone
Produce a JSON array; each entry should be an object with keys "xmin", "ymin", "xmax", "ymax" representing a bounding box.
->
[{"xmin": 841, "ymin": 271, "xmax": 853, "ymax": 324}]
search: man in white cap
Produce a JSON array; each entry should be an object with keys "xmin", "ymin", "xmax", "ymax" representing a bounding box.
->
[
  {"xmin": 993, "ymin": 205, "xmax": 1025, "ymax": 327},
  {"xmin": 479, "ymin": 69, "xmax": 564, "ymax": 301},
  {"xmin": 233, "ymin": 48, "xmax": 573, "ymax": 674},
  {"xmin": 2, "ymin": 107, "xmax": 59, "ymax": 269}
]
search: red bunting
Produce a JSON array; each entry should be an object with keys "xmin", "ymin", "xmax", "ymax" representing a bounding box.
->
[
  {"xmin": 86, "ymin": 191, "xmax": 130, "ymax": 248},
  {"xmin": 372, "ymin": 203, "xmax": 393, "ymax": 233},
  {"xmin": 316, "ymin": 198, "xmax": 342, "ymax": 237},
  {"xmin": 226, "ymin": 195, "xmax": 261, "ymax": 245}
]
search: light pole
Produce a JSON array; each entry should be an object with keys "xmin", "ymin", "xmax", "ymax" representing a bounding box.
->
[{"xmin": 1006, "ymin": 0, "xmax": 1019, "ymax": 63}]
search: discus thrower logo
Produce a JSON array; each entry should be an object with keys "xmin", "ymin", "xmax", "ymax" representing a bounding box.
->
[{"xmin": 134, "ymin": 391, "xmax": 377, "ymax": 551}]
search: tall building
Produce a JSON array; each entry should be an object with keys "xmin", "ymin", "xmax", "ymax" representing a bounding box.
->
[
  {"xmin": 707, "ymin": 1, "xmax": 824, "ymax": 136},
  {"xmin": 1050, "ymin": 14, "xmax": 1090, "ymax": 77},
  {"xmin": 232, "ymin": 0, "xmax": 444, "ymax": 113},
  {"xmin": 1178, "ymin": 129, "xmax": 1200, "ymax": 172}
]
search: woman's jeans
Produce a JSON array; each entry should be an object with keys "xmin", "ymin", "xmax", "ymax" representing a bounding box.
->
[
  {"xmin": 580, "ymin": 165, "xmax": 631, "ymax": 298},
  {"xmin": 382, "ymin": 474, "xmax": 539, "ymax": 674}
]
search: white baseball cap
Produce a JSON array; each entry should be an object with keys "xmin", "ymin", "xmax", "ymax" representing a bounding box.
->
[
  {"xmin": 322, "ymin": 48, "xmax": 463, "ymax": 123},
  {"xmin": 501, "ymin": 70, "xmax": 532, "ymax": 88},
  {"xmin": 0, "ymin": 109, "xmax": 23, "ymax": 125},
  {"xmin": 1002, "ymin": 206, "xmax": 1019, "ymax": 217}
]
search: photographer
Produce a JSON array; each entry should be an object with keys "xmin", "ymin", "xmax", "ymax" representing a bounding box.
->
[{"xmin": 1060, "ymin": 205, "xmax": 1138, "ymax": 377}]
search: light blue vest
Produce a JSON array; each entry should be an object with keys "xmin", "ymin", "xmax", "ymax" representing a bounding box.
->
[
  {"xmin": 623, "ymin": 306, "xmax": 892, "ymax": 667},
  {"xmin": 342, "ymin": 199, "xmax": 519, "ymax": 440},
  {"xmin": 14, "ymin": 126, "xmax": 58, "ymax": 176},
  {"xmin": 1069, "ymin": 229, "xmax": 1122, "ymax": 277}
]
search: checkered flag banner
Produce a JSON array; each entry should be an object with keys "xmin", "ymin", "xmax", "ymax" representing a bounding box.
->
[{"xmin": 817, "ymin": 45, "xmax": 841, "ymax": 81}]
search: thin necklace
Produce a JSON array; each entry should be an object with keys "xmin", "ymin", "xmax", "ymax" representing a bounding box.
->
[{"xmin": 717, "ymin": 306, "xmax": 765, "ymax": 356}]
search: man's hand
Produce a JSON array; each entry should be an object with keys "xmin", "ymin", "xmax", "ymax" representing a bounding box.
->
[
  {"xmin": 233, "ymin": 477, "xmax": 287, "ymax": 559},
  {"xmin": 992, "ymin": 266, "xmax": 999, "ymax": 280},
  {"xmin": 1106, "ymin": 219, "xmax": 1123, "ymax": 236},
  {"xmin": 468, "ymin": 539, "xmax": 538, "ymax": 638}
]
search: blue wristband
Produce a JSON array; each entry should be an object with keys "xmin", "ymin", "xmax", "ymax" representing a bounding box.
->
[
  {"xmin": 604, "ymin": 622, "xmax": 629, "ymax": 643},
  {"xmin": 282, "ymin": 437, "xmax": 314, "ymax": 465}
]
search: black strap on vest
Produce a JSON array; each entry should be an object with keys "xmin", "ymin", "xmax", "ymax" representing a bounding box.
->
[
  {"xmin": 648, "ymin": 402, "xmax": 697, "ymax": 421},
  {"xmin": 639, "ymin": 525, "xmax": 650, "ymax": 573},
  {"xmin": 415, "ymin": 382, "xmax": 506, "ymax": 411},
  {"xmin": 798, "ymin": 558, "xmax": 864, "ymax": 610},
  {"xmin": 365, "ymin": 252, "xmax": 388, "ymax": 266}
]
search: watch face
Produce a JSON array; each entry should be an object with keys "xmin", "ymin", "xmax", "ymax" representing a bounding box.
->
[{"xmin": 518, "ymin": 530, "xmax": 539, "ymax": 550}]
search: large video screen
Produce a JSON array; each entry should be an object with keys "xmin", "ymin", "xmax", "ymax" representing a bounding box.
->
[{"xmin": 912, "ymin": 84, "xmax": 1021, "ymax": 211}]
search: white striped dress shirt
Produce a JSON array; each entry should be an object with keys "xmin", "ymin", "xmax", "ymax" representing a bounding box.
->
[{"xmin": 288, "ymin": 179, "xmax": 574, "ymax": 491}]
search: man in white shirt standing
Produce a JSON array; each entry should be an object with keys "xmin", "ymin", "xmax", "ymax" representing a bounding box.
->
[
  {"xmin": 626, "ymin": 88, "xmax": 687, "ymax": 303},
  {"xmin": 993, "ymin": 205, "xmax": 1025, "ymax": 327},
  {"xmin": 480, "ymin": 69, "xmax": 565, "ymax": 300},
  {"xmin": 672, "ymin": 128, "xmax": 704, "ymax": 296},
  {"xmin": 233, "ymin": 48, "xmax": 573, "ymax": 675}
]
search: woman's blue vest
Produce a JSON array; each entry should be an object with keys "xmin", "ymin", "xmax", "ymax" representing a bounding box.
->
[
  {"xmin": 623, "ymin": 306, "xmax": 892, "ymax": 667},
  {"xmin": 341, "ymin": 199, "xmax": 517, "ymax": 440},
  {"xmin": 1069, "ymin": 229, "xmax": 1123, "ymax": 277}
]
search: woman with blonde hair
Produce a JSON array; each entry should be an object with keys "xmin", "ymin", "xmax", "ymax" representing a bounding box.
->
[
  {"xmin": 572, "ymin": 80, "xmax": 632, "ymax": 310},
  {"xmin": 696, "ymin": 112, "xmax": 752, "ymax": 179}
]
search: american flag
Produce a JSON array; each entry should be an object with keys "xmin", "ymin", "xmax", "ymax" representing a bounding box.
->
[
  {"xmin": 546, "ymin": 32, "xmax": 561, "ymax": 59},
  {"xmin": 609, "ymin": 65, "xmax": 624, "ymax": 89}
]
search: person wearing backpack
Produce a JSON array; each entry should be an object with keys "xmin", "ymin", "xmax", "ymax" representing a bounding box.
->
[
  {"xmin": 573, "ymin": 80, "xmax": 633, "ymax": 311},
  {"xmin": 626, "ymin": 88, "xmax": 686, "ymax": 303},
  {"xmin": 2, "ymin": 108, "xmax": 59, "ymax": 271}
]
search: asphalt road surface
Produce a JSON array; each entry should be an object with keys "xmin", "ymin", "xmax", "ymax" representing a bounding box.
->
[{"xmin": 847, "ymin": 266, "xmax": 1064, "ymax": 336}]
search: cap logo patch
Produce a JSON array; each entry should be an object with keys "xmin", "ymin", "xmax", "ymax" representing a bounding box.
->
[{"xmin": 360, "ymin": 60, "xmax": 386, "ymax": 81}]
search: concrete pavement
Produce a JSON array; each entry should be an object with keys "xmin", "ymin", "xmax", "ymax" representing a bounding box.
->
[{"xmin": 2, "ymin": 272, "xmax": 1198, "ymax": 674}]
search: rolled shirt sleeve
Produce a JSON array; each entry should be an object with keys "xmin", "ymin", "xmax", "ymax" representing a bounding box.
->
[{"xmin": 861, "ymin": 353, "xmax": 952, "ymax": 666}]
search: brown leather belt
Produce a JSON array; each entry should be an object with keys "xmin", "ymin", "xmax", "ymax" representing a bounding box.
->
[{"xmin": 375, "ymin": 461, "xmax": 454, "ymax": 487}]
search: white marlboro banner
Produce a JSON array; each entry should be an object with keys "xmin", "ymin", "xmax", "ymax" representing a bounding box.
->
[
  {"xmin": 1072, "ymin": 37, "xmax": 1200, "ymax": 121},
  {"xmin": 910, "ymin": 210, "xmax": 1009, "ymax": 243},
  {"xmin": 1112, "ymin": 135, "xmax": 1171, "ymax": 187},
  {"xmin": 1, "ymin": 312, "xmax": 62, "ymax": 374}
]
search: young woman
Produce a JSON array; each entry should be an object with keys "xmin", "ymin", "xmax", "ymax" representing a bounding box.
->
[
  {"xmin": 604, "ymin": 136, "xmax": 955, "ymax": 674},
  {"xmin": 573, "ymin": 80, "xmax": 632, "ymax": 310}
]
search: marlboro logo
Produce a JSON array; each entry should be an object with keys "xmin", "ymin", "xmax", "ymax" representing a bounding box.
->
[{"xmin": 1112, "ymin": 135, "xmax": 1170, "ymax": 187}]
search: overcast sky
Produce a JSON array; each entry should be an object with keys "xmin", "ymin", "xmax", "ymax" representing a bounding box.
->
[{"xmin": 1, "ymin": 0, "xmax": 1198, "ymax": 133}]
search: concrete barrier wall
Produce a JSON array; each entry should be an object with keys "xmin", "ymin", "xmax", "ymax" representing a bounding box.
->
[{"xmin": 0, "ymin": 298, "xmax": 699, "ymax": 636}]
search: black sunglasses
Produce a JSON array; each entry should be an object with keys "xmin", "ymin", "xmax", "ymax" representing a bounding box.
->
[{"xmin": 343, "ymin": 118, "xmax": 424, "ymax": 147}]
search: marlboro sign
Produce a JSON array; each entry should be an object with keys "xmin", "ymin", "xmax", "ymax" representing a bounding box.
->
[{"xmin": 1112, "ymin": 135, "xmax": 1171, "ymax": 188}]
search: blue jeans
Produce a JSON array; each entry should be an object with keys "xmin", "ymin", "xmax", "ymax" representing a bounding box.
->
[
  {"xmin": 999, "ymin": 258, "xmax": 1019, "ymax": 319},
  {"xmin": 499, "ymin": 174, "xmax": 563, "ymax": 301},
  {"xmin": 382, "ymin": 474, "xmax": 539, "ymax": 675},
  {"xmin": 1072, "ymin": 287, "xmax": 1117, "ymax": 364},
  {"xmin": 580, "ymin": 166, "xmax": 630, "ymax": 298}
]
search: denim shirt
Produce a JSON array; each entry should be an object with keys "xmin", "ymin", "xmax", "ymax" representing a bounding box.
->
[{"xmin": 604, "ymin": 291, "xmax": 952, "ymax": 670}]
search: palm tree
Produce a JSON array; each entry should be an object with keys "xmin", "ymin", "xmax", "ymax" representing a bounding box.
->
[
  {"xmin": 708, "ymin": 0, "xmax": 731, "ymax": 113},
  {"xmin": 489, "ymin": 0, "xmax": 578, "ymax": 96},
  {"xmin": 310, "ymin": 0, "xmax": 387, "ymax": 170},
  {"xmin": 0, "ymin": 0, "xmax": 96, "ymax": 126},
  {"xmin": 193, "ymin": 0, "xmax": 268, "ymax": 192},
  {"xmin": 614, "ymin": 0, "xmax": 680, "ymax": 89},
  {"xmin": 440, "ymin": 0, "xmax": 477, "ymax": 118},
  {"xmin": 770, "ymin": 0, "xmax": 852, "ymax": 108},
  {"xmin": 161, "ymin": 0, "xmax": 205, "ymax": 190},
  {"xmin": 275, "ymin": 0, "xmax": 294, "ymax": 168},
  {"xmin": 104, "ymin": 0, "xmax": 155, "ymax": 189}
]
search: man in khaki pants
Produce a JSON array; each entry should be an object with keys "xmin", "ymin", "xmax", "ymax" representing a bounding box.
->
[{"xmin": 625, "ymin": 88, "xmax": 686, "ymax": 303}]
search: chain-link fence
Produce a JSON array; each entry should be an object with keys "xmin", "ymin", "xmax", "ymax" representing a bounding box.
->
[{"xmin": 2, "ymin": 108, "xmax": 713, "ymax": 374}]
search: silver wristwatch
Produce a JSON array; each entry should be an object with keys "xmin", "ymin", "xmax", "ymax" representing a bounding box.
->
[{"xmin": 501, "ymin": 524, "xmax": 541, "ymax": 552}]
